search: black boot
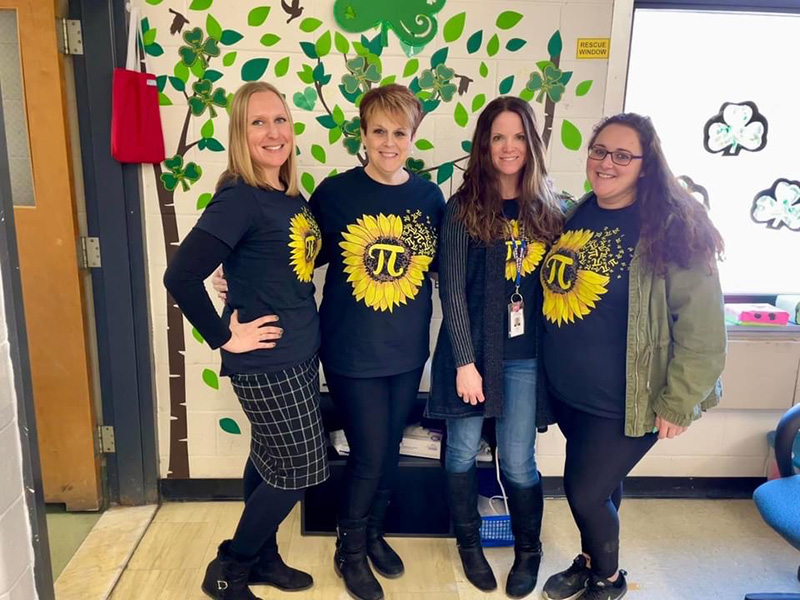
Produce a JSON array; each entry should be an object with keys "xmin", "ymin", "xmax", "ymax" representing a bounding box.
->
[
  {"xmin": 505, "ymin": 478, "xmax": 544, "ymax": 598},
  {"xmin": 334, "ymin": 517, "xmax": 384, "ymax": 600},
  {"xmin": 446, "ymin": 468, "xmax": 497, "ymax": 592},
  {"xmin": 248, "ymin": 532, "xmax": 313, "ymax": 591},
  {"xmin": 366, "ymin": 489, "xmax": 404, "ymax": 577},
  {"xmin": 201, "ymin": 540, "xmax": 261, "ymax": 600}
]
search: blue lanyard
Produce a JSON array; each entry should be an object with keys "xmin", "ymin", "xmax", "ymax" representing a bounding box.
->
[{"xmin": 511, "ymin": 235, "xmax": 527, "ymax": 294}]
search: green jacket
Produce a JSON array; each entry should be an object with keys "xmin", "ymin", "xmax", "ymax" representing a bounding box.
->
[{"xmin": 567, "ymin": 194, "xmax": 727, "ymax": 437}]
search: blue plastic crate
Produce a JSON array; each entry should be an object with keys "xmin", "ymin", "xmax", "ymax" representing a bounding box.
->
[{"xmin": 480, "ymin": 514, "xmax": 514, "ymax": 547}]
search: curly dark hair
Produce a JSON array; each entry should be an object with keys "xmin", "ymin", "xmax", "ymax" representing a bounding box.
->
[
  {"xmin": 589, "ymin": 113, "xmax": 724, "ymax": 273},
  {"xmin": 455, "ymin": 96, "xmax": 563, "ymax": 244}
]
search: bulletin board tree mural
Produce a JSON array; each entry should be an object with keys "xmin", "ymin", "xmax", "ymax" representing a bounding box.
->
[{"xmin": 141, "ymin": 0, "xmax": 598, "ymax": 478}]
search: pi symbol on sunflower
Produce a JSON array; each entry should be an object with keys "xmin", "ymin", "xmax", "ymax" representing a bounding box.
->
[
  {"xmin": 288, "ymin": 207, "xmax": 322, "ymax": 283},
  {"xmin": 339, "ymin": 211, "xmax": 437, "ymax": 312},
  {"xmin": 540, "ymin": 229, "xmax": 610, "ymax": 326}
]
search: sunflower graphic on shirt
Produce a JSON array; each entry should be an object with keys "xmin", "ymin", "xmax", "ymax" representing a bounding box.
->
[
  {"xmin": 504, "ymin": 219, "xmax": 546, "ymax": 281},
  {"xmin": 339, "ymin": 210, "xmax": 437, "ymax": 312},
  {"xmin": 288, "ymin": 207, "xmax": 322, "ymax": 283}
]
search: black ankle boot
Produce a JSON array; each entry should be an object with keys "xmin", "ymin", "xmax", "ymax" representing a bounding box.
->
[
  {"xmin": 248, "ymin": 533, "xmax": 313, "ymax": 591},
  {"xmin": 505, "ymin": 478, "xmax": 544, "ymax": 598},
  {"xmin": 366, "ymin": 489, "xmax": 404, "ymax": 577},
  {"xmin": 446, "ymin": 468, "xmax": 497, "ymax": 592},
  {"xmin": 201, "ymin": 540, "xmax": 261, "ymax": 600},
  {"xmin": 334, "ymin": 517, "xmax": 384, "ymax": 600}
]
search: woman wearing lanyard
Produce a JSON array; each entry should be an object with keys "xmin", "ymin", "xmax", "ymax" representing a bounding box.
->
[
  {"xmin": 309, "ymin": 84, "xmax": 445, "ymax": 600},
  {"xmin": 164, "ymin": 82, "xmax": 328, "ymax": 600},
  {"xmin": 426, "ymin": 96, "xmax": 563, "ymax": 598}
]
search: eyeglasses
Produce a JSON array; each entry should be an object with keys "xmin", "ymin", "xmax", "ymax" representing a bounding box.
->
[{"xmin": 587, "ymin": 146, "xmax": 643, "ymax": 166}]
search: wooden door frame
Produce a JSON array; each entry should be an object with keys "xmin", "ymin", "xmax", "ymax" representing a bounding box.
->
[
  {"xmin": 0, "ymin": 90, "xmax": 56, "ymax": 600},
  {"xmin": 68, "ymin": 0, "xmax": 158, "ymax": 506}
]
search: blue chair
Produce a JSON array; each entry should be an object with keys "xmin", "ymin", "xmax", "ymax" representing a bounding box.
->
[{"xmin": 745, "ymin": 403, "xmax": 800, "ymax": 600}]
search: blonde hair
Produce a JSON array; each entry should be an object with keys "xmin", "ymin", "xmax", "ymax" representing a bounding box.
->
[
  {"xmin": 359, "ymin": 84, "xmax": 423, "ymax": 135},
  {"xmin": 216, "ymin": 82, "xmax": 299, "ymax": 196}
]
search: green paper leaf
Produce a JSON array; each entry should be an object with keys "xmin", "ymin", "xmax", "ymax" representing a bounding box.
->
[
  {"xmin": 575, "ymin": 80, "xmax": 593, "ymax": 97},
  {"xmin": 189, "ymin": 0, "xmax": 212, "ymax": 10},
  {"xmin": 403, "ymin": 58, "xmax": 419, "ymax": 78},
  {"xmin": 201, "ymin": 119, "xmax": 214, "ymax": 139},
  {"xmin": 506, "ymin": 38, "xmax": 526, "ymax": 52},
  {"xmin": 274, "ymin": 56, "xmax": 290, "ymax": 77},
  {"xmin": 204, "ymin": 139, "xmax": 225, "ymax": 152},
  {"xmin": 547, "ymin": 31, "xmax": 563, "ymax": 58},
  {"xmin": 222, "ymin": 52, "xmax": 237, "ymax": 67},
  {"xmin": 145, "ymin": 43, "xmax": 164, "ymax": 57},
  {"xmin": 204, "ymin": 69, "xmax": 223, "ymax": 82},
  {"xmin": 248, "ymin": 6, "xmax": 270, "ymax": 27},
  {"xmin": 219, "ymin": 417, "xmax": 241, "ymax": 435},
  {"xmin": 536, "ymin": 60, "xmax": 554, "ymax": 72},
  {"xmin": 316, "ymin": 114, "xmax": 336, "ymax": 129},
  {"xmin": 496, "ymin": 11, "xmax": 523, "ymax": 30},
  {"xmin": 461, "ymin": 140, "xmax": 472, "ymax": 153},
  {"xmin": 300, "ymin": 17, "xmax": 323, "ymax": 32},
  {"xmin": 158, "ymin": 92, "xmax": 172, "ymax": 106},
  {"xmin": 220, "ymin": 30, "xmax": 243, "ymax": 45},
  {"xmin": 499, "ymin": 75, "xmax": 514, "ymax": 95},
  {"xmin": 156, "ymin": 75, "xmax": 167, "ymax": 92},
  {"xmin": 142, "ymin": 28, "xmax": 157, "ymax": 47},
  {"xmin": 584, "ymin": 178, "xmax": 593, "ymax": 193},
  {"xmin": 191, "ymin": 327, "xmax": 204, "ymax": 343},
  {"xmin": 479, "ymin": 62, "xmax": 488, "ymax": 78},
  {"xmin": 335, "ymin": 32, "xmax": 350, "ymax": 54},
  {"xmin": 329, "ymin": 127, "xmax": 343, "ymax": 144},
  {"xmin": 174, "ymin": 61, "xmax": 190, "ymax": 83},
  {"xmin": 560, "ymin": 71, "xmax": 573, "ymax": 85},
  {"xmin": 168, "ymin": 76, "xmax": 185, "ymax": 92},
  {"xmin": 471, "ymin": 93, "xmax": 485, "ymax": 112},
  {"xmin": 380, "ymin": 75, "xmax": 396, "ymax": 86},
  {"xmin": 260, "ymin": 33, "xmax": 281, "ymax": 47},
  {"xmin": 415, "ymin": 138, "xmax": 434, "ymax": 151},
  {"xmin": 294, "ymin": 122, "xmax": 306, "ymax": 135},
  {"xmin": 466, "ymin": 30, "xmax": 482, "ymax": 54},
  {"xmin": 454, "ymin": 102, "xmax": 468, "ymax": 127},
  {"xmin": 301, "ymin": 172, "xmax": 315, "ymax": 195},
  {"xmin": 311, "ymin": 144, "xmax": 327, "ymax": 163},
  {"xmin": 293, "ymin": 87, "xmax": 317, "ymax": 111},
  {"xmin": 196, "ymin": 193, "xmax": 212, "ymax": 210},
  {"xmin": 297, "ymin": 64, "xmax": 314, "ymax": 84},
  {"xmin": 487, "ymin": 34, "xmax": 499, "ymax": 57},
  {"xmin": 430, "ymin": 47, "xmax": 448, "ymax": 69},
  {"xmin": 202, "ymin": 368, "xmax": 219, "ymax": 389},
  {"xmin": 561, "ymin": 119, "xmax": 582, "ymax": 151},
  {"xmin": 145, "ymin": 0, "xmax": 163, "ymax": 5},
  {"xmin": 241, "ymin": 58, "xmax": 269, "ymax": 82},
  {"xmin": 191, "ymin": 59, "xmax": 206, "ymax": 79},
  {"xmin": 437, "ymin": 162, "xmax": 454, "ymax": 184},
  {"xmin": 443, "ymin": 12, "xmax": 466, "ymax": 43},
  {"xmin": 333, "ymin": 105, "xmax": 345, "ymax": 125},
  {"xmin": 316, "ymin": 31, "xmax": 332, "ymax": 57},
  {"xmin": 519, "ymin": 87, "xmax": 534, "ymax": 102},
  {"xmin": 299, "ymin": 41, "xmax": 318, "ymax": 59},
  {"xmin": 206, "ymin": 15, "xmax": 222, "ymax": 40}
]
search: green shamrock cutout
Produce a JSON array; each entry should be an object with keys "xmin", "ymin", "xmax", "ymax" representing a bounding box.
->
[
  {"xmin": 333, "ymin": 0, "xmax": 446, "ymax": 47},
  {"xmin": 341, "ymin": 57, "xmax": 381, "ymax": 95},
  {"xmin": 189, "ymin": 79, "xmax": 228, "ymax": 117},
  {"xmin": 342, "ymin": 117, "xmax": 362, "ymax": 155},
  {"xmin": 418, "ymin": 64, "xmax": 457, "ymax": 102},
  {"xmin": 405, "ymin": 157, "xmax": 431, "ymax": 181},
  {"xmin": 160, "ymin": 155, "xmax": 203, "ymax": 192},
  {"xmin": 526, "ymin": 65, "xmax": 571, "ymax": 103},
  {"xmin": 179, "ymin": 27, "xmax": 220, "ymax": 69}
]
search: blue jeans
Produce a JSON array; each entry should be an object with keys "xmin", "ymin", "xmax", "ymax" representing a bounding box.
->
[{"xmin": 445, "ymin": 359, "xmax": 539, "ymax": 487}]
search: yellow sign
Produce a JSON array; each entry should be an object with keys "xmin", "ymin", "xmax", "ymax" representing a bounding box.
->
[{"xmin": 577, "ymin": 38, "xmax": 610, "ymax": 59}]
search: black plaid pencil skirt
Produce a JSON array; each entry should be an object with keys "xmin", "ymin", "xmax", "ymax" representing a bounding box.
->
[{"xmin": 230, "ymin": 355, "xmax": 329, "ymax": 490}]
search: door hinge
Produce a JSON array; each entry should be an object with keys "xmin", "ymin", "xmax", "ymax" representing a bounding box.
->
[
  {"xmin": 78, "ymin": 236, "xmax": 101, "ymax": 269},
  {"xmin": 98, "ymin": 426, "xmax": 116, "ymax": 454},
  {"xmin": 58, "ymin": 18, "xmax": 83, "ymax": 55}
]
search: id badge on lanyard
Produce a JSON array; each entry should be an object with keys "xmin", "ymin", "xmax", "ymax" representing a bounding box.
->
[{"xmin": 508, "ymin": 236, "xmax": 526, "ymax": 338}]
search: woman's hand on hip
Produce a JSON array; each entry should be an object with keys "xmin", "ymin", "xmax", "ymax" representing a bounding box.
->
[
  {"xmin": 456, "ymin": 363, "xmax": 485, "ymax": 405},
  {"xmin": 221, "ymin": 310, "xmax": 281, "ymax": 353},
  {"xmin": 655, "ymin": 416, "xmax": 688, "ymax": 440},
  {"xmin": 211, "ymin": 266, "xmax": 227, "ymax": 301}
]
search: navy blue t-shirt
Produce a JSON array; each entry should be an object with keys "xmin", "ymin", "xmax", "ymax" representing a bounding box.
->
[
  {"xmin": 195, "ymin": 181, "xmax": 322, "ymax": 375},
  {"xmin": 502, "ymin": 200, "xmax": 546, "ymax": 360},
  {"xmin": 309, "ymin": 167, "xmax": 445, "ymax": 378},
  {"xmin": 541, "ymin": 195, "xmax": 640, "ymax": 418}
]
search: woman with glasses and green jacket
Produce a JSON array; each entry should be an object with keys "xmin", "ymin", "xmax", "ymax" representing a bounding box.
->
[{"xmin": 540, "ymin": 113, "xmax": 726, "ymax": 600}]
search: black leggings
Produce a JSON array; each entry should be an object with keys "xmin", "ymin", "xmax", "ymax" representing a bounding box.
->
[
  {"xmin": 326, "ymin": 367, "xmax": 424, "ymax": 520},
  {"xmin": 229, "ymin": 459, "xmax": 304, "ymax": 559},
  {"xmin": 553, "ymin": 399, "xmax": 658, "ymax": 577}
]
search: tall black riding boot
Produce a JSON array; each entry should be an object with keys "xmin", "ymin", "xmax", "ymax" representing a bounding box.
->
[
  {"xmin": 334, "ymin": 517, "xmax": 384, "ymax": 600},
  {"xmin": 446, "ymin": 467, "xmax": 497, "ymax": 592},
  {"xmin": 366, "ymin": 489, "xmax": 404, "ymax": 577},
  {"xmin": 247, "ymin": 531, "xmax": 313, "ymax": 591},
  {"xmin": 201, "ymin": 540, "xmax": 261, "ymax": 600},
  {"xmin": 505, "ymin": 478, "xmax": 544, "ymax": 598}
]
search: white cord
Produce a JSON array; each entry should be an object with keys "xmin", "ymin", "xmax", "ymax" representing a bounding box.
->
[{"xmin": 494, "ymin": 446, "xmax": 510, "ymax": 516}]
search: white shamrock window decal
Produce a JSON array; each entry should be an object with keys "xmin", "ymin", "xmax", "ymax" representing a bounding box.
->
[
  {"xmin": 703, "ymin": 101, "xmax": 767, "ymax": 156},
  {"xmin": 751, "ymin": 179, "xmax": 800, "ymax": 232},
  {"xmin": 677, "ymin": 175, "xmax": 710, "ymax": 210}
]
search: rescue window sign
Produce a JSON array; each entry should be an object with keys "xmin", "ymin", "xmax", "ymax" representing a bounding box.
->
[{"xmin": 577, "ymin": 38, "xmax": 610, "ymax": 59}]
